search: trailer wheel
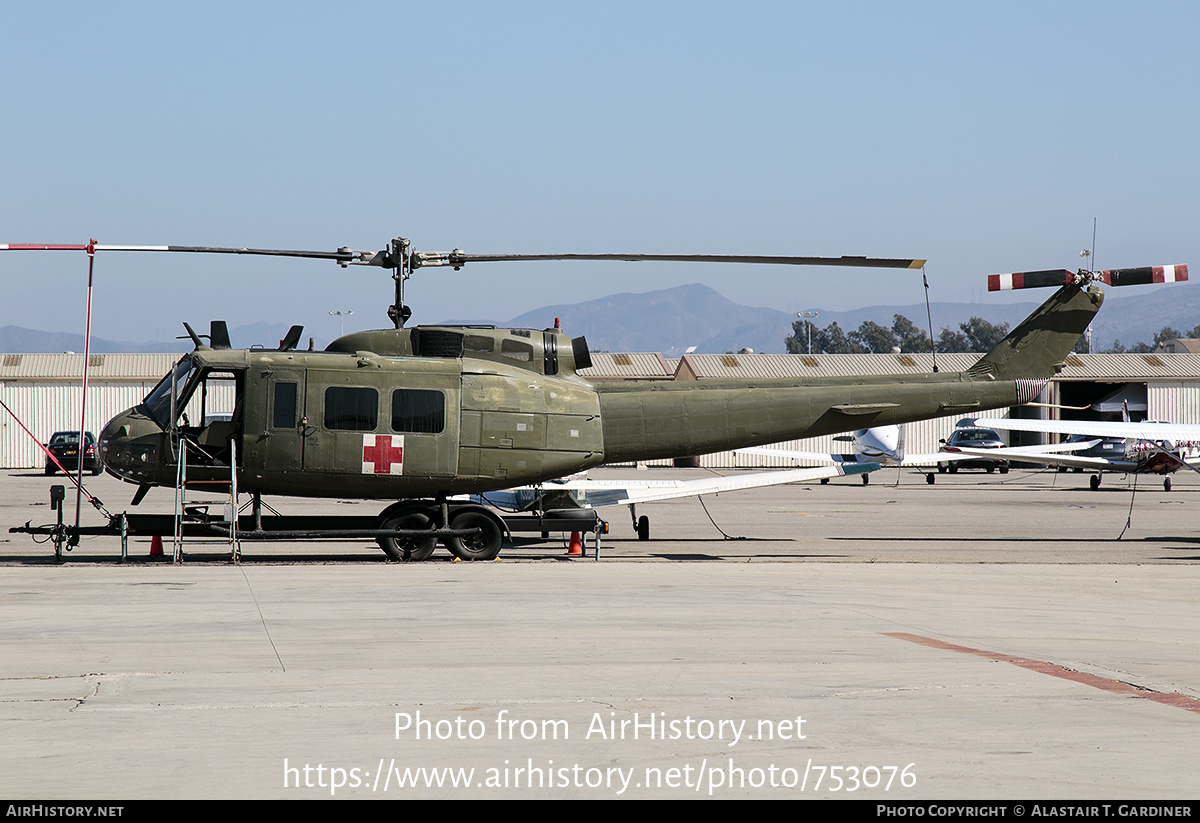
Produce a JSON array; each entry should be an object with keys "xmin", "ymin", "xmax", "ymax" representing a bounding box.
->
[
  {"xmin": 446, "ymin": 510, "xmax": 504, "ymax": 561},
  {"xmin": 378, "ymin": 510, "xmax": 437, "ymax": 562}
]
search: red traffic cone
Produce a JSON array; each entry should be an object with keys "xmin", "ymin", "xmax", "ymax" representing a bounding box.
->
[
  {"xmin": 149, "ymin": 535, "xmax": 163, "ymax": 557},
  {"xmin": 566, "ymin": 531, "xmax": 584, "ymax": 557}
]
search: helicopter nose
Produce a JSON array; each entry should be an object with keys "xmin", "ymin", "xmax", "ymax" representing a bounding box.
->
[{"xmin": 98, "ymin": 410, "xmax": 162, "ymax": 484}]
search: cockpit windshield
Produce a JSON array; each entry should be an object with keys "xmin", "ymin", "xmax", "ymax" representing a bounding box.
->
[{"xmin": 143, "ymin": 357, "xmax": 199, "ymax": 428}]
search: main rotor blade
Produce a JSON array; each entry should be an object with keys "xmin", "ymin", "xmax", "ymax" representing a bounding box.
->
[
  {"xmin": 3, "ymin": 243, "xmax": 925, "ymax": 270},
  {"xmin": 440, "ymin": 253, "xmax": 926, "ymax": 269},
  {"xmin": 1, "ymin": 243, "xmax": 362, "ymax": 263}
]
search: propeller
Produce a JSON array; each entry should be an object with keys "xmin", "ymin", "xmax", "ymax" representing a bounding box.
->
[{"xmin": 988, "ymin": 264, "xmax": 1188, "ymax": 291}]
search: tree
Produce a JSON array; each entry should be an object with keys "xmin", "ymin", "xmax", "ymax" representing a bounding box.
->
[
  {"xmin": 960, "ymin": 317, "xmax": 1010, "ymax": 351},
  {"xmin": 786, "ymin": 312, "xmax": 933, "ymax": 354},
  {"xmin": 1153, "ymin": 326, "xmax": 1184, "ymax": 348},
  {"xmin": 784, "ymin": 319, "xmax": 821, "ymax": 354},
  {"xmin": 848, "ymin": 320, "xmax": 898, "ymax": 354},
  {"xmin": 935, "ymin": 317, "xmax": 1010, "ymax": 352},
  {"xmin": 891, "ymin": 314, "xmax": 932, "ymax": 353},
  {"xmin": 936, "ymin": 328, "xmax": 971, "ymax": 352},
  {"xmin": 813, "ymin": 321, "xmax": 862, "ymax": 354}
]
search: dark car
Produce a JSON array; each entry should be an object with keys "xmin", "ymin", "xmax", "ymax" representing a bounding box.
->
[
  {"xmin": 45, "ymin": 431, "xmax": 101, "ymax": 475},
  {"xmin": 938, "ymin": 427, "xmax": 1009, "ymax": 473},
  {"xmin": 1062, "ymin": 433, "xmax": 1126, "ymax": 461}
]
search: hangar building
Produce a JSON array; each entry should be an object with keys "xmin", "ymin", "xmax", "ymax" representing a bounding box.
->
[{"xmin": 3, "ymin": 350, "xmax": 1200, "ymax": 469}]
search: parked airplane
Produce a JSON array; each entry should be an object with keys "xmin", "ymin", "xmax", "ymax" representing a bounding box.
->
[
  {"xmin": 737, "ymin": 424, "xmax": 1095, "ymax": 485},
  {"xmin": 955, "ymin": 417, "xmax": 1200, "ymax": 490},
  {"xmin": 471, "ymin": 462, "xmax": 878, "ymax": 541}
]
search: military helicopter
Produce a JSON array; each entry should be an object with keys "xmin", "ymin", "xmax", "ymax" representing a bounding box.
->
[{"xmin": 3, "ymin": 238, "xmax": 1136, "ymax": 560}]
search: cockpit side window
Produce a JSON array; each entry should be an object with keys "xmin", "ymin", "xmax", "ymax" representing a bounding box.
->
[{"xmin": 272, "ymin": 382, "xmax": 298, "ymax": 429}]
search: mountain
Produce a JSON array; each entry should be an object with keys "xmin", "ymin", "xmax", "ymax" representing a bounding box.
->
[
  {"xmin": 5, "ymin": 282, "xmax": 1199, "ymax": 355},
  {"xmin": 501, "ymin": 285, "xmax": 1047, "ymax": 355},
  {"xmin": 505, "ymin": 283, "xmax": 1200, "ymax": 354},
  {"xmin": 0, "ymin": 322, "xmax": 301, "ymax": 355}
]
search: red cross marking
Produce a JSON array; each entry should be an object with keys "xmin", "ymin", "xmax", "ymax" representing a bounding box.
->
[{"xmin": 363, "ymin": 434, "xmax": 404, "ymax": 475}]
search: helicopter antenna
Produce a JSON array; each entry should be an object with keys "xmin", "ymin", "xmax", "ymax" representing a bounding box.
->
[
  {"xmin": 922, "ymin": 267, "xmax": 939, "ymax": 373},
  {"xmin": 1083, "ymin": 217, "xmax": 1098, "ymax": 352}
]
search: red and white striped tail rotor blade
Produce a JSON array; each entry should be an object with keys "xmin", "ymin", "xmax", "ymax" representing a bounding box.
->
[
  {"xmin": 987, "ymin": 269, "xmax": 1076, "ymax": 292},
  {"xmin": 1099, "ymin": 264, "xmax": 1189, "ymax": 287}
]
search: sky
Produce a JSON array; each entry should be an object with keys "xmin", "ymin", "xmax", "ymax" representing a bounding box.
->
[{"xmin": 2, "ymin": 1, "xmax": 1197, "ymax": 344}]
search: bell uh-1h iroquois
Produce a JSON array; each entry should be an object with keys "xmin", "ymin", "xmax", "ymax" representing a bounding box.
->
[{"xmin": 6, "ymin": 238, "xmax": 1172, "ymax": 560}]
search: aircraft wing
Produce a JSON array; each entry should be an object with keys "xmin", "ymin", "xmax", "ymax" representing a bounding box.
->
[
  {"xmin": 960, "ymin": 417, "xmax": 1200, "ymax": 442},
  {"xmin": 735, "ymin": 446, "xmax": 865, "ymax": 463},
  {"xmin": 579, "ymin": 464, "xmax": 879, "ymax": 506},
  {"xmin": 475, "ymin": 463, "xmax": 879, "ymax": 510},
  {"xmin": 735, "ymin": 445, "xmax": 1048, "ymax": 468},
  {"xmin": 951, "ymin": 446, "xmax": 1137, "ymax": 472}
]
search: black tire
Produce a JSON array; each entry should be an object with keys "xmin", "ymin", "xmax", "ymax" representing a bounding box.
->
[
  {"xmin": 45, "ymin": 463, "xmax": 55, "ymax": 475},
  {"xmin": 926, "ymin": 473, "xmax": 935, "ymax": 485},
  {"xmin": 820, "ymin": 478, "xmax": 829, "ymax": 485},
  {"xmin": 1089, "ymin": 474, "xmax": 1101, "ymax": 491},
  {"xmin": 1164, "ymin": 477, "xmax": 1172, "ymax": 492},
  {"xmin": 986, "ymin": 467, "xmax": 995, "ymax": 474},
  {"xmin": 636, "ymin": 515, "xmax": 650, "ymax": 541},
  {"xmin": 938, "ymin": 464, "xmax": 947, "ymax": 474},
  {"xmin": 949, "ymin": 465, "xmax": 957, "ymax": 474},
  {"xmin": 861, "ymin": 473, "xmax": 870, "ymax": 485},
  {"xmin": 999, "ymin": 465, "xmax": 1009, "ymax": 475},
  {"xmin": 446, "ymin": 510, "xmax": 504, "ymax": 561},
  {"xmin": 377, "ymin": 510, "xmax": 437, "ymax": 561}
]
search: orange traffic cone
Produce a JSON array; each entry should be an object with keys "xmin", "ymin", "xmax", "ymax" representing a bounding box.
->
[
  {"xmin": 149, "ymin": 535, "xmax": 163, "ymax": 557},
  {"xmin": 566, "ymin": 531, "xmax": 584, "ymax": 557}
]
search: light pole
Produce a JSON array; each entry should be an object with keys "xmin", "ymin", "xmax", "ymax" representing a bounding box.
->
[
  {"xmin": 797, "ymin": 311, "xmax": 819, "ymax": 354},
  {"xmin": 329, "ymin": 309, "xmax": 353, "ymax": 337}
]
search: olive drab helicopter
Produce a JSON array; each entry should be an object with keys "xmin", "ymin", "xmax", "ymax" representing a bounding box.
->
[{"xmin": 5, "ymin": 237, "xmax": 1174, "ymax": 561}]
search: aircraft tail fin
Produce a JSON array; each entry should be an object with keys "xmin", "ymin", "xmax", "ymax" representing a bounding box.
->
[{"xmin": 966, "ymin": 284, "xmax": 1103, "ymax": 383}]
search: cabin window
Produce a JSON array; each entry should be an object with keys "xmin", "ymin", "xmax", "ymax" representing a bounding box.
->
[
  {"xmin": 324, "ymin": 386, "xmax": 378, "ymax": 431},
  {"xmin": 392, "ymin": 389, "xmax": 445, "ymax": 434},
  {"xmin": 272, "ymin": 382, "xmax": 297, "ymax": 429}
]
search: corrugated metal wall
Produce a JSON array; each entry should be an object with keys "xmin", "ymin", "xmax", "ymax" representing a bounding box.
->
[
  {"xmin": 1149, "ymin": 382, "xmax": 1200, "ymax": 424},
  {"xmin": 631, "ymin": 413, "xmax": 975, "ymax": 468},
  {"xmin": 1, "ymin": 383, "xmax": 157, "ymax": 468},
  {"xmin": 1, "ymin": 381, "xmax": 236, "ymax": 468}
]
